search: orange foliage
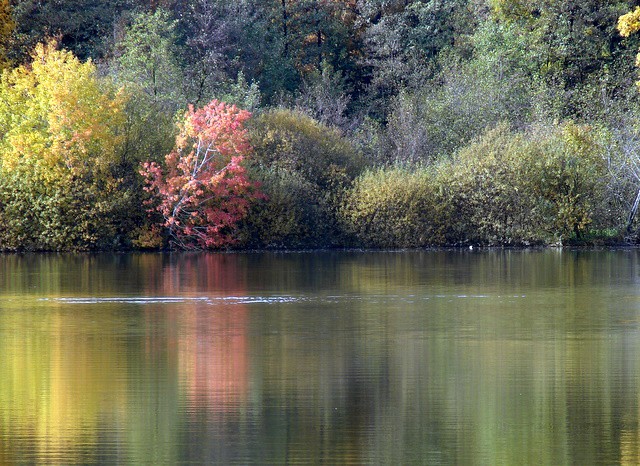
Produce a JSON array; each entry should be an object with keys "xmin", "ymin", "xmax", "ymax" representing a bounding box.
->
[{"xmin": 141, "ymin": 100, "xmax": 265, "ymax": 249}]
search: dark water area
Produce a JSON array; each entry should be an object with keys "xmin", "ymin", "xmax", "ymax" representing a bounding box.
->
[{"xmin": 1, "ymin": 250, "xmax": 640, "ymax": 464}]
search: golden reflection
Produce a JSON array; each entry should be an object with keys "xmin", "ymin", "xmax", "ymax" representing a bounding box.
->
[
  {"xmin": 0, "ymin": 305, "xmax": 129, "ymax": 464},
  {"xmin": 621, "ymin": 428, "xmax": 640, "ymax": 465},
  {"xmin": 619, "ymin": 336, "xmax": 640, "ymax": 466},
  {"xmin": 0, "ymin": 251, "xmax": 640, "ymax": 464}
]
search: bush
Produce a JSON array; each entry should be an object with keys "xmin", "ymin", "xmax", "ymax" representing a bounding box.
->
[
  {"xmin": 239, "ymin": 167, "xmax": 327, "ymax": 248},
  {"xmin": 341, "ymin": 166, "xmax": 450, "ymax": 247},
  {"xmin": 249, "ymin": 109, "xmax": 363, "ymax": 187},
  {"xmin": 244, "ymin": 109, "xmax": 364, "ymax": 247},
  {"xmin": 140, "ymin": 100, "xmax": 263, "ymax": 250},
  {"xmin": 0, "ymin": 42, "xmax": 139, "ymax": 251},
  {"xmin": 341, "ymin": 122, "xmax": 623, "ymax": 248},
  {"xmin": 0, "ymin": 165, "xmax": 137, "ymax": 250},
  {"xmin": 441, "ymin": 122, "xmax": 618, "ymax": 245}
]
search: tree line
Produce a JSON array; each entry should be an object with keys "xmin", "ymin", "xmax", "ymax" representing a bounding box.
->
[{"xmin": 2, "ymin": 1, "xmax": 640, "ymax": 250}]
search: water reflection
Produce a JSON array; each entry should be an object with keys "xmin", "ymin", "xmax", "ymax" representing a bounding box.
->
[
  {"xmin": 0, "ymin": 251, "xmax": 640, "ymax": 463},
  {"xmin": 179, "ymin": 304, "xmax": 248, "ymax": 412},
  {"xmin": 0, "ymin": 304, "xmax": 130, "ymax": 464}
]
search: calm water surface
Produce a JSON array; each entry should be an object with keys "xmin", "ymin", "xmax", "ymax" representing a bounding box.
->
[{"xmin": 1, "ymin": 250, "xmax": 640, "ymax": 464}]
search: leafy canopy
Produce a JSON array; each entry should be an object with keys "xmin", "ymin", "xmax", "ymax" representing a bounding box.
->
[
  {"xmin": 619, "ymin": 6, "xmax": 640, "ymax": 78},
  {"xmin": 115, "ymin": 8, "xmax": 183, "ymax": 113},
  {"xmin": 141, "ymin": 100, "xmax": 264, "ymax": 249},
  {"xmin": 0, "ymin": 0, "xmax": 13, "ymax": 69},
  {"xmin": 0, "ymin": 40, "xmax": 126, "ymax": 176},
  {"xmin": 0, "ymin": 41, "xmax": 133, "ymax": 250}
]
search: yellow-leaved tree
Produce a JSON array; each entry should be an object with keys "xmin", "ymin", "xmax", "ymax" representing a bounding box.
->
[
  {"xmin": 0, "ymin": 41, "xmax": 139, "ymax": 250},
  {"xmin": 617, "ymin": 7, "xmax": 640, "ymax": 232},
  {"xmin": 618, "ymin": 7, "xmax": 640, "ymax": 38},
  {"xmin": 618, "ymin": 7, "xmax": 640, "ymax": 83}
]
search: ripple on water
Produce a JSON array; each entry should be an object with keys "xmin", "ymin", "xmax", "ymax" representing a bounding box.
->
[{"xmin": 36, "ymin": 294, "xmax": 526, "ymax": 306}]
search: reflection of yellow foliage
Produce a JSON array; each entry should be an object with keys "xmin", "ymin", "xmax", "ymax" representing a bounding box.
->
[
  {"xmin": 621, "ymin": 428, "xmax": 640, "ymax": 466},
  {"xmin": 0, "ymin": 306, "xmax": 129, "ymax": 463}
]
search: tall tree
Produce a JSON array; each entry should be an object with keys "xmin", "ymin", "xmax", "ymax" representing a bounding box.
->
[
  {"xmin": 110, "ymin": 8, "xmax": 183, "ymax": 164},
  {"xmin": 179, "ymin": 0, "xmax": 267, "ymax": 105},
  {"xmin": 114, "ymin": 8, "xmax": 183, "ymax": 112},
  {"xmin": 356, "ymin": 0, "xmax": 481, "ymax": 101},
  {"xmin": 491, "ymin": 0, "xmax": 638, "ymax": 117},
  {"xmin": 261, "ymin": 0, "xmax": 359, "ymax": 100},
  {"xmin": 618, "ymin": 5, "xmax": 640, "ymax": 78},
  {"xmin": 175, "ymin": 1, "xmax": 360, "ymax": 103}
]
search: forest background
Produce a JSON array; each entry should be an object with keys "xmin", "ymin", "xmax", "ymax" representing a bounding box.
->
[{"xmin": 2, "ymin": 0, "xmax": 640, "ymax": 250}]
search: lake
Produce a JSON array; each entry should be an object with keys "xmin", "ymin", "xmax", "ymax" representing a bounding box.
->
[{"xmin": 1, "ymin": 249, "xmax": 640, "ymax": 464}]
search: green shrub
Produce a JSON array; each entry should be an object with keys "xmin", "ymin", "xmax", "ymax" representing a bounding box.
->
[
  {"xmin": 249, "ymin": 108, "xmax": 363, "ymax": 187},
  {"xmin": 441, "ymin": 122, "xmax": 619, "ymax": 245},
  {"xmin": 341, "ymin": 166, "xmax": 450, "ymax": 248},
  {"xmin": 244, "ymin": 109, "xmax": 364, "ymax": 248},
  {"xmin": 529, "ymin": 123, "xmax": 613, "ymax": 240},
  {"xmin": 437, "ymin": 124, "xmax": 537, "ymax": 244},
  {"xmin": 239, "ymin": 167, "xmax": 327, "ymax": 248},
  {"xmin": 342, "ymin": 122, "xmax": 623, "ymax": 248},
  {"xmin": 0, "ymin": 165, "xmax": 139, "ymax": 251}
]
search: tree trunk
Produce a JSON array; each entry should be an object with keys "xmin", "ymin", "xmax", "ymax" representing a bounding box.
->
[
  {"xmin": 626, "ymin": 187, "xmax": 640, "ymax": 234},
  {"xmin": 282, "ymin": 0, "xmax": 288, "ymax": 57}
]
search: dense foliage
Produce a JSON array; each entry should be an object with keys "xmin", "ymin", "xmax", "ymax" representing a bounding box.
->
[
  {"xmin": 342, "ymin": 123, "xmax": 625, "ymax": 247},
  {"xmin": 242, "ymin": 109, "xmax": 363, "ymax": 248},
  {"xmin": 141, "ymin": 100, "xmax": 263, "ymax": 250},
  {"xmin": 2, "ymin": 1, "xmax": 640, "ymax": 249},
  {"xmin": 341, "ymin": 166, "xmax": 450, "ymax": 247},
  {"xmin": 0, "ymin": 42, "xmax": 137, "ymax": 250},
  {"xmin": 439, "ymin": 123, "xmax": 619, "ymax": 245}
]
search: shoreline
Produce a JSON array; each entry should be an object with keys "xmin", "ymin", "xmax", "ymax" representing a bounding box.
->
[{"xmin": 1, "ymin": 242, "xmax": 639, "ymax": 255}]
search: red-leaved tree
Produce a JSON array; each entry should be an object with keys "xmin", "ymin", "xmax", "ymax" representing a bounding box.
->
[{"xmin": 140, "ymin": 100, "xmax": 263, "ymax": 249}]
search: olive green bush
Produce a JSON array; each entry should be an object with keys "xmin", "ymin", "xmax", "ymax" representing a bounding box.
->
[
  {"xmin": 340, "ymin": 166, "xmax": 450, "ymax": 247},
  {"xmin": 0, "ymin": 165, "xmax": 138, "ymax": 251},
  {"xmin": 248, "ymin": 109, "xmax": 363, "ymax": 189},
  {"xmin": 243, "ymin": 109, "xmax": 364, "ymax": 248},
  {"xmin": 239, "ymin": 167, "xmax": 327, "ymax": 248},
  {"xmin": 437, "ymin": 124, "xmax": 538, "ymax": 245},
  {"xmin": 442, "ymin": 122, "xmax": 619, "ymax": 245},
  {"xmin": 341, "ymin": 122, "xmax": 623, "ymax": 248}
]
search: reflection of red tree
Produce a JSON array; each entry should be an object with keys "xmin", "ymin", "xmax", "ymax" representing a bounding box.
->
[
  {"xmin": 179, "ymin": 305, "xmax": 248, "ymax": 413},
  {"xmin": 160, "ymin": 253, "xmax": 248, "ymax": 297},
  {"xmin": 175, "ymin": 254, "xmax": 249, "ymax": 413},
  {"xmin": 141, "ymin": 253, "xmax": 250, "ymax": 413}
]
